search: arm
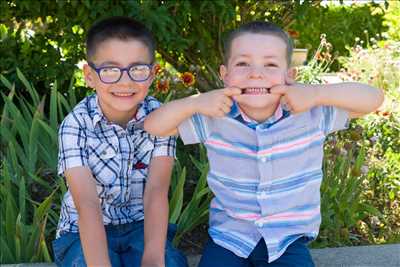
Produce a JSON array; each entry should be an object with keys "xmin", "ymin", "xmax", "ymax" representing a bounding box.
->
[
  {"xmin": 270, "ymin": 82, "xmax": 384, "ymax": 118},
  {"xmin": 314, "ymin": 82, "xmax": 384, "ymax": 118},
  {"xmin": 144, "ymin": 87, "xmax": 241, "ymax": 137},
  {"xmin": 65, "ymin": 167, "xmax": 111, "ymax": 267},
  {"xmin": 141, "ymin": 156, "xmax": 175, "ymax": 267}
]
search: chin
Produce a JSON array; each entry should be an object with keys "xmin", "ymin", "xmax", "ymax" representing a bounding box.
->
[{"xmin": 237, "ymin": 96, "xmax": 278, "ymax": 109}]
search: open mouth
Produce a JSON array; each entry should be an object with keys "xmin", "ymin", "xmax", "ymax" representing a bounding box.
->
[{"xmin": 241, "ymin": 87, "xmax": 271, "ymax": 95}]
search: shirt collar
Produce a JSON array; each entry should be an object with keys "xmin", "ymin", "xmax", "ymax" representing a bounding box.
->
[
  {"xmin": 228, "ymin": 101, "xmax": 290, "ymax": 128},
  {"xmin": 91, "ymin": 94, "xmax": 149, "ymax": 128}
]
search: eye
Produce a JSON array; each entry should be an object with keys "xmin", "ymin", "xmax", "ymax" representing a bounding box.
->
[{"xmin": 235, "ymin": 62, "xmax": 249, "ymax": 67}]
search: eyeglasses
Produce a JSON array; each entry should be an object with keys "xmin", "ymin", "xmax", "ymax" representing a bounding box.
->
[{"xmin": 88, "ymin": 62, "xmax": 153, "ymax": 84}]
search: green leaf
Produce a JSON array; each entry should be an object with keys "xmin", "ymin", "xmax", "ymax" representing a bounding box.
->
[
  {"xmin": 0, "ymin": 234, "xmax": 14, "ymax": 263},
  {"xmin": 16, "ymin": 68, "xmax": 40, "ymax": 106},
  {"xmin": 50, "ymin": 80, "xmax": 58, "ymax": 130},
  {"xmin": 169, "ymin": 167, "xmax": 186, "ymax": 224},
  {"xmin": 18, "ymin": 177, "xmax": 26, "ymax": 223}
]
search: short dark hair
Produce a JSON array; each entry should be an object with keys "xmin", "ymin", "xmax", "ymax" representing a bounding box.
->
[
  {"xmin": 86, "ymin": 16, "xmax": 156, "ymax": 62},
  {"xmin": 223, "ymin": 21, "xmax": 293, "ymax": 66}
]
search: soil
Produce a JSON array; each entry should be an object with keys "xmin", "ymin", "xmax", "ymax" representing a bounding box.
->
[{"xmin": 178, "ymin": 223, "xmax": 209, "ymax": 256}]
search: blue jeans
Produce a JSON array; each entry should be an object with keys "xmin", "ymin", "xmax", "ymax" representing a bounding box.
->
[
  {"xmin": 198, "ymin": 236, "xmax": 314, "ymax": 267},
  {"xmin": 52, "ymin": 221, "xmax": 188, "ymax": 267}
]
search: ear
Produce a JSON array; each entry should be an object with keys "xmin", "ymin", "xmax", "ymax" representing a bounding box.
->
[
  {"xmin": 286, "ymin": 67, "xmax": 297, "ymax": 84},
  {"xmin": 219, "ymin": 65, "xmax": 228, "ymax": 83},
  {"xmin": 83, "ymin": 64, "xmax": 96, "ymax": 88}
]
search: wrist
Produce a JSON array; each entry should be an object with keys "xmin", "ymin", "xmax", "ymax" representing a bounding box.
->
[
  {"xmin": 313, "ymin": 84, "xmax": 324, "ymax": 106},
  {"xmin": 142, "ymin": 249, "xmax": 164, "ymax": 267},
  {"xmin": 187, "ymin": 93, "xmax": 202, "ymax": 113}
]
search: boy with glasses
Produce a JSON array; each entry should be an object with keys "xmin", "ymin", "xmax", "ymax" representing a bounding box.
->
[
  {"xmin": 144, "ymin": 21, "xmax": 383, "ymax": 266},
  {"xmin": 53, "ymin": 16, "xmax": 187, "ymax": 267}
]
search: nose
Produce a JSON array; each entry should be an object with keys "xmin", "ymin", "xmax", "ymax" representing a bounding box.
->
[
  {"xmin": 118, "ymin": 69, "xmax": 133, "ymax": 84},
  {"xmin": 247, "ymin": 66, "xmax": 264, "ymax": 79}
]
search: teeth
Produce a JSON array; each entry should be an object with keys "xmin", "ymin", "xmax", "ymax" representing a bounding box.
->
[
  {"xmin": 113, "ymin": 92, "xmax": 135, "ymax": 97},
  {"xmin": 243, "ymin": 87, "xmax": 270, "ymax": 94}
]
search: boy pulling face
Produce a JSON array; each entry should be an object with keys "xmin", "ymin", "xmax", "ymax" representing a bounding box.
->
[{"xmin": 145, "ymin": 21, "xmax": 383, "ymax": 266}]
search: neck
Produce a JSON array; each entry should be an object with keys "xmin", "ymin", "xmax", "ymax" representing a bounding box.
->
[
  {"xmin": 239, "ymin": 102, "xmax": 279, "ymax": 123},
  {"xmin": 98, "ymin": 103, "xmax": 138, "ymax": 128}
]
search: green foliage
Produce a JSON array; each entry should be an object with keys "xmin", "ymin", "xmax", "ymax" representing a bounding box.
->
[
  {"xmin": 1, "ymin": 0, "xmax": 385, "ymax": 96},
  {"xmin": 383, "ymin": 1, "xmax": 400, "ymax": 41},
  {"xmin": 291, "ymin": 2, "xmax": 387, "ymax": 70},
  {"xmin": 0, "ymin": 70, "xmax": 72, "ymax": 263},
  {"xmin": 339, "ymin": 40, "xmax": 400, "ymax": 243},
  {"xmin": 0, "ymin": 168, "xmax": 58, "ymax": 264},
  {"xmin": 315, "ymin": 137, "xmax": 380, "ymax": 247},
  {"xmin": 171, "ymin": 145, "xmax": 213, "ymax": 246}
]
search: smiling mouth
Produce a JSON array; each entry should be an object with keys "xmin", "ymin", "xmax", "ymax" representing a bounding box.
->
[
  {"xmin": 241, "ymin": 87, "xmax": 271, "ymax": 95},
  {"xmin": 111, "ymin": 92, "xmax": 136, "ymax": 97}
]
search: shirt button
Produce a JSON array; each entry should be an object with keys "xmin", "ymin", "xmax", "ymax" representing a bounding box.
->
[
  {"xmin": 255, "ymin": 221, "xmax": 264, "ymax": 227},
  {"xmin": 101, "ymin": 150, "xmax": 107, "ymax": 155}
]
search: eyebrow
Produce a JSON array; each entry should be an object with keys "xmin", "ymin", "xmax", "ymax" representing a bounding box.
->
[
  {"xmin": 231, "ymin": 55, "xmax": 280, "ymax": 62},
  {"xmin": 97, "ymin": 60, "xmax": 151, "ymax": 67}
]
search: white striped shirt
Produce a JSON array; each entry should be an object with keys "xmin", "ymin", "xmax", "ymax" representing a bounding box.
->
[{"xmin": 178, "ymin": 102, "xmax": 348, "ymax": 262}]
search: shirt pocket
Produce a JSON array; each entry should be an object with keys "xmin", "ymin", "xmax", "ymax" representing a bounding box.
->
[
  {"xmin": 87, "ymin": 140, "xmax": 120, "ymax": 185},
  {"xmin": 133, "ymin": 137, "xmax": 154, "ymax": 168}
]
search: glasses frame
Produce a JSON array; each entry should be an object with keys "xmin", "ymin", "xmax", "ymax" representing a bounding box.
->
[{"xmin": 88, "ymin": 61, "xmax": 153, "ymax": 84}]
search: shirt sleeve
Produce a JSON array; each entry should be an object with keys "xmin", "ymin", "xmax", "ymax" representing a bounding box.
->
[
  {"xmin": 317, "ymin": 106, "xmax": 350, "ymax": 135},
  {"xmin": 178, "ymin": 113, "xmax": 213, "ymax": 144},
  {"xmin": 151, "ymin": 135, "xmax": 177, "ymax": 158},
  {"xmin": 57, "ymin": 112, "xmax": 89, "ymax": 176}
]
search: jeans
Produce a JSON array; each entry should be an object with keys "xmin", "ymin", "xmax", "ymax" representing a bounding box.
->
[
  {"xmin": 52, "ymin": 221, "xmax": 188, "ymax": 267},
  {"xmin": 198, "ymin": 236, "xmax": 315, "ymax": 267}
]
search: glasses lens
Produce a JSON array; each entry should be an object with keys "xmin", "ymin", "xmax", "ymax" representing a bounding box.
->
[
  {"xmin": 129, "ymin": 65, "xmax": 150, "ymax": 81},
  {"xmin": 99, "ymin": 67, "xmax": 121, "ymax": 83}
]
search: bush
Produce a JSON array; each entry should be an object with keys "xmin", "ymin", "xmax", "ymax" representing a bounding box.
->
[
  {"xmin": 1, "ymin": 0, "xmax": 387, "ymax": 97},
  {"xmin": 339, "ymin": 39, "xmax": 400, "ymax": 243}
]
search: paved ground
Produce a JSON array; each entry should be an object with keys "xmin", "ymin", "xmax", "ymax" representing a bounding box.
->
[{"xmin": 2, "ymin": 244, "xmax": 399, "ymax": 267}]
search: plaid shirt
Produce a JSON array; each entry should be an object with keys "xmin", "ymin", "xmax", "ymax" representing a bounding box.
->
[
  {"xmin": 178, "ymin": 102, "xmax": 348, "ymax": 263},
  {"xmin": 56, "ymin": 94, "xmax": 176, "ymax": 238}
]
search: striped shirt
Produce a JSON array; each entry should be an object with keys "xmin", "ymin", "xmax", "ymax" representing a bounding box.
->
[
  {"xmin": 178, "ymin": 102, "xmax": 348, "ymax": 262},
  {"xmin": 56, "ymin": 94, "xmax": 176, "ymax": 238}
]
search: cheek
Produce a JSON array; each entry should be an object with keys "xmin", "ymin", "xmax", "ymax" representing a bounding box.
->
[{"xmin": 224, "ymin": 70, "xmax": 245, "ymax": 85}]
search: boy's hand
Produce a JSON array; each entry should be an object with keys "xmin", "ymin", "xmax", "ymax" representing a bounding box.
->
[
  {"xmin": 270, "ymin": 82, "xmax": 319, "ymax": 114},
  {"xmin": 192, "ymin": 87, "xmax": 242, "ymax": 117}
]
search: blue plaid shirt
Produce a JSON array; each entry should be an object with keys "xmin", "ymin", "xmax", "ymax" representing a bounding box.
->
[
  {"xmin": 56, "ymin": 94, "xmax": 176, "ymax": 238},
  {"xmin": 178, "ymin": 102, "xmax": 348, "ymax": 262}
]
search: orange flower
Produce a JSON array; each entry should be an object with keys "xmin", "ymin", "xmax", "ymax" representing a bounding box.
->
[
  {"xmin": 154, "ymin": 64, "xmax": 162, "ymax": 76},
  {"xmin": 181, "ymin": 72, "xmax": 195, "ymax": 87},
  {"xmin": 287, "ymin": 29, "xmax": 299, "ymax": 39},
  {"xmin": 156, "ymin": 79, "xmax": 170, "ymax": 93}
]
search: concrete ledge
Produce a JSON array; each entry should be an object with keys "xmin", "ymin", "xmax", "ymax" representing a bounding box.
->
[{"xmin": 3, "ymin": 244, "xmax": 399, "ymax": 267}]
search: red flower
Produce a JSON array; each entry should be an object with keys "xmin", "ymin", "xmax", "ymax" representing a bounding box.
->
[
  {"xmin": 181, "ymin": 72, "xmax": 195, "ymax": 87},
  {"xmin": 288, "ymin": 29, "xmax": 300, "ymax": 39},
  {"xmin": 156, "ymin": 79, "xmax": 170, "ymax": 93}
]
